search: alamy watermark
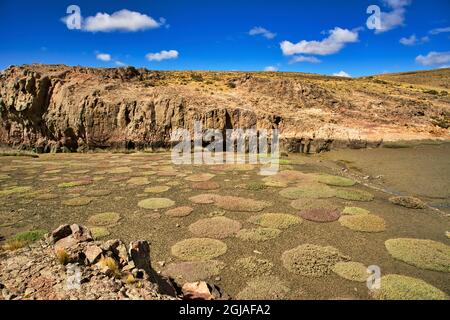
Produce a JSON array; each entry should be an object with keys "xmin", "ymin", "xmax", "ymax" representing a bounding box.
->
[
  {"xmin": 171, "ymin": 121, "xmax": 280, "ymax": 175},
  {"xmin": 66, "ymin": 263, "xmax": 82, "ymax": 290},
  {"xmin": 366, "ymin": 5, "xmax": 382, "ymax": 31}
]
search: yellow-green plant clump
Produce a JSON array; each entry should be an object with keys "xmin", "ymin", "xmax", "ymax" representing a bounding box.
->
[
  {"xmin": 279, "ymin": 184, "xmax": 336, "ymax": 200},
  {"xmin": 236, "ymin": 276, "xmax": 290, "ymax": 300},
  {"xmin": 282, "ymin": 244, "xmax": 350, "ymax": 277},
  {"xmin": 234, "ymin": 256, "xmax": 274, "ymax": 277},
  {"xmin": 171, "ymin": 238, "xmax": 227, "ymax": 261},
  {"xmin": 339, "ymin": 214, "xmax": 386, "ymax": 232},
  {"xmin": 370, "ymin": 274, "xmax": 448, "ymax": 300},
  {"xmin": 162, "ymin": 260, "xmax": 225, "ymax": 285},
  {"xmin": 342, "ymin": 206, "xmax": 370, "ymax": 215},
  {"xmin": 90, "ymin": 227, "xmax": 111, "ymax": 240},
  {"xmin": 0, "ymin": 186, "xmax": 33, "ymax": 197},
  {"xmin": 332, "ymin": 262, "xmax": 368, "ymax": 282},
  {"xmin": 236, "ymin": 227, "xmax": 281, "ymax": 242},
  {"xmin": 87, "ymin": 212, "xmax": 121, "ymax": 226},
  {"xmin": 144, "ymin": 186, "xmax": 171, "ymax": 193},
  {"xmin": 385, "ymin": 238, "xmax": 450, "ymax": 272},
  {"xmin": 335, "ymin": 188, "xmax": 374, "ymax": 201},
  {"xmin": 62, "ymin": 196, "xmax": 93, "ymax": 206},
  {"xmin": 188, "ymin": 216, "xmax": 242, "ymax": 239},
  {"xmin": 138, "ymin": 197, "xmax": 175, "ymax": 209},
  {"xmin": 248, "ymin": 213, "xmax": 302, "ymax": 229},
  {"xmin": 388, "ymin": 196, "xmax": 426, "ymax": 209},
  {"xmin": 317, "ymin": 174, "xmax": 356, "ymax": 187}
]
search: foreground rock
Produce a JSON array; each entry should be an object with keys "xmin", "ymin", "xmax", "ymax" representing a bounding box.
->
[{"xmin": 0, "ymin": 225, "xmax": 178, "ymax": 300}]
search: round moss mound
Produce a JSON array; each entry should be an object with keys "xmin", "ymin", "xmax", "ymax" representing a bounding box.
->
[
  {"xmin": 188, "ymin": 216, "xmax": 242, "ymax": 239},
  {"xmin": 214, "ymin": 195, "xmax": 272, "ymax": 212},
  {"xmin": 58, "ymin": 180, "xmax": 92, "ymax": 188},
  {"xmin": 127, "ymin": 177, "xmax": 150, "ymax": 186},
  {"xmin": 138, "ymin": 197, "xmax": 175, "ymax": 210},
  {"xmin": 335, "ymin": 188, "xmax": 374, "ymax": 202},
  {"xmin": 385, "ymin": 238, "xmax": 450, "ymax": 272},
  {"xmin": 0, "ymin": 186, "xmax": 33, "ymax": 196},
  {"xmin": 144, "ymin": 186, "xmax": 171, "ymax": 193},
  {"xmin": 162, "ymin": 260, "xmax": 225, "ymax": 284},
  {"xmin": 236, "ymin": 276, "xmax": 290, "ymax": 300},
  {"xmin": 191, "ymin": 181, "xmax": 220, "ymax": 190},
  {"xmin": 34, "ymin": 193, "xmax": 58, "ymax": 200},
  {"xmin": 269, "ymin": 170, "xmax": 315, "ymax": 183},
  {"xmin": 371, "ymin": 274, "xmax": 448, "ymax": 300},
  {"xmin": 262, "ymin": 177, "xmax": 288, "ymax": 188},
  {"xmin": 87, "ymin": 212, "xmax": 121, "ymax": 226},
  {"xmin": 389, "ymin": 196, "xmax": 426, "ymax": 209},
  {"xmin": 185, "ymin": 173, "xmax": 215, "ymax": 182},
  {"xmin": 171, "ymin": 238, "xmax": 227, "ymax": 261},
  {"xmin": 235, "ymin": 256, "xmax": 274, "ymax": 277},
  {"xmin": 290, "ymin": 198, "xmax": 340, "ymax": 211},
  {"xmin": 248, "ymin": 213, "xmax": 302, "ymax": 229},
  {"xmin": 236, "ymin": 228, "xmax": 281, "ymax": 242},
  {"xmin": 282, "ymin": 244, "xmax": 350, "ymax": 276},
  {"xmin": 342, "ymin": 206, "xmax": 370, "ymax": 215},
  {"xmin": 85, "ymin": 189, "xmax": 111, "ymax": 197},
  {"xmin": 189, "ymin": 194, "xmax": 218, "ymax": 204},
  {"xmin": 299, "ymin": 208, "xmax": 341, "ymax": 223},
  {"xmin": 339, "ymin": 214, "xmax": 386, "ymax": 232},
  {"xmin": 12, "ymin": 229, "xmax": 47, "ymax": 243},
  {"xmin": 108, "ymin": 167, "xmax": 132, "ymax": 174},
  {"xmin": 317, "ymin": 174, "xmax": 356, "ymax": 187},
  {"xmin": 90, "ymin": 227, "xmax": 110, "ymax": 240},
  {"xmin": 332, "ymin": 262, "xmax": 368, "ymax": 282},
  {"xmin": 62, "ymin": 196, "xmax": 93, "ymax": 206},
  {"xmin": 279, "ymin": 184, "xmax": 336, "ymax": 200},
  {"xmin": 165, "ymin": 206, "xmax": 194, "ymax": 218}
]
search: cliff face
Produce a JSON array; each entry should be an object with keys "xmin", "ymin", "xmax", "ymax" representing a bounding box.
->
[{"xmin": 0, "ymin": 64, "xmax": 449, "ymax": 153}]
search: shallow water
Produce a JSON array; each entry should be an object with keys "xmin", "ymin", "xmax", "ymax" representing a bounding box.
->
[{"xmin": 0, "ymin": 146, "xmax": 449, "ymax": 299}]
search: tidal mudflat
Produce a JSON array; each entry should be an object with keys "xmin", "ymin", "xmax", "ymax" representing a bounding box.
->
[{"xmin": 1, "ymin": 145, "xmax": 449, "ymax": 300}]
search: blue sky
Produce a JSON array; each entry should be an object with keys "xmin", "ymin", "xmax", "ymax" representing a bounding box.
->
[{"xmin": 0, "ymin": 0, "xmax": 449, "ymax": 77}]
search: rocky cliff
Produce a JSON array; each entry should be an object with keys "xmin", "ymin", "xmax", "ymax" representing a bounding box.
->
[{"xmin": 0, "ymin": 64, "xmax": 449, "ymax": 153}]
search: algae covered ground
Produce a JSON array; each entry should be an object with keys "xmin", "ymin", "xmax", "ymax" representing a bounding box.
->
[{"xmin": 0, "ymin": 145, "xmax": 449, "ymax": 300}]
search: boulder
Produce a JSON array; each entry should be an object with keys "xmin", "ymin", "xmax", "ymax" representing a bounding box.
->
[
  {"xmin": 182, "ymin": 281, "xmax": 214, "ymax": 300},
  {"xmin": 84, "ymin": 245, "xmax": 103, "ymax": 264},
  {"xmin": 129, "ymin": 241, "xmax": 151, "ymax": 273}
]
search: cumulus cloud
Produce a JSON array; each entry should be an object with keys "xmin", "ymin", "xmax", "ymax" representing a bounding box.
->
[
  {"xmin": 415, "ymin": 51, "xmax": 450, "ymax": 66},
  {"xmin": 249, "ymin": 27, "xmax": 276, "ymax": 39},
  {"xmin": 375, "ymin": 0, "xmax": 411, "ymax": 33},
  {"xmin": 399, "ymin": 34, "xmax": 429, "ymax": 45},
  {"xmin": 333, "ymin": 71, "xmax": 351, "ymax": 78},
  {"xmin": 429, "ymin": 27, "xmax": 450, "ymax": 35},
  {"xmin": 289, "ymin": 55, "xmax": 321, "ymax": 64},
  {"xmin": 63, "ymin": 9, "xmax": 165, "ymax": 32},
  {"xmin": 264, "ymin": 66, "xmax": 279, "ymax": 71},
  {"xmin": 115, "ymin": 61, "xmax": 126, "ymax": 66},
  {"xmin": 145, "ymin": 50, "xmax": 179, "ymax": 61},
  {"xmin": 96, "ymin": 53, "xmax": 111, "ymax": 61},
  {"xmin": 280, "ymin": 27, "xmax": 358, "ymax": 56}
]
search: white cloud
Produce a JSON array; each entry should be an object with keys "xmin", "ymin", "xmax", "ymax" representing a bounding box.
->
[
  {"xmin": 145, "ymin": 50, "xmax": 179, "ymax": 61},
  {"xmin": 75, "ymin": 9, "xmax": 164, "ymax": 32},
  {"xmin": 429, "ymin": 27, "xmax": 450, "ymax": 35},
  {"xmin": 289, "ymin": 55, "xmax": 321, "ymax": 64},
  {"xmin": 333, "ymin": 71, "xmax": 351, "ymax": 78},
  {"xmin": 115, "ymin": 61, "xmax": 126, "ymax": 66},
  {"xmin": 249, "ymin": 27, "xmax": 276, "ymax": 39},
  {"xmin": 415, "ymin": 51, "xmax": 450, "ymax": 66},
  {"xmin": 280, "ymin": 27, "xmax": 358, "ymax": 56},
  {"xmin": 96, "ymin": 53, "xmax": 111, "ymax": 61},
  {"xmin": 399, "ymin": 34, "xmax": 429, "ymax": 46},
  {"xmin": 375, "ymin": 0, "xmax": 411, "ymax": 33},
  {"xmin": 264, "ymin": 66, "xmax": 279, "ymax": 72}
]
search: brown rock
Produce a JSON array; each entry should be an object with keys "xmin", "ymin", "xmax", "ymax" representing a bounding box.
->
[
  {"xmin": 182, "ymin": 281, "xmax": 214, "ymax": 300},
  {"xmin": 129, "ymin": 241, "xmax": 151, "ymax": 273},
  {"xmin": 84, "ymin": 245, "xmax": 103, "ymax": 264},
  {"xmin": 50, "ymin": 224, "xmax": 72, "ymax": 243}
]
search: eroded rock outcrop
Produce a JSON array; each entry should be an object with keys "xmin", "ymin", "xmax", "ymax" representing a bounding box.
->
[{"xmin": 1, "ymin": 64, "xmax": 449, "ymax": 153}]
